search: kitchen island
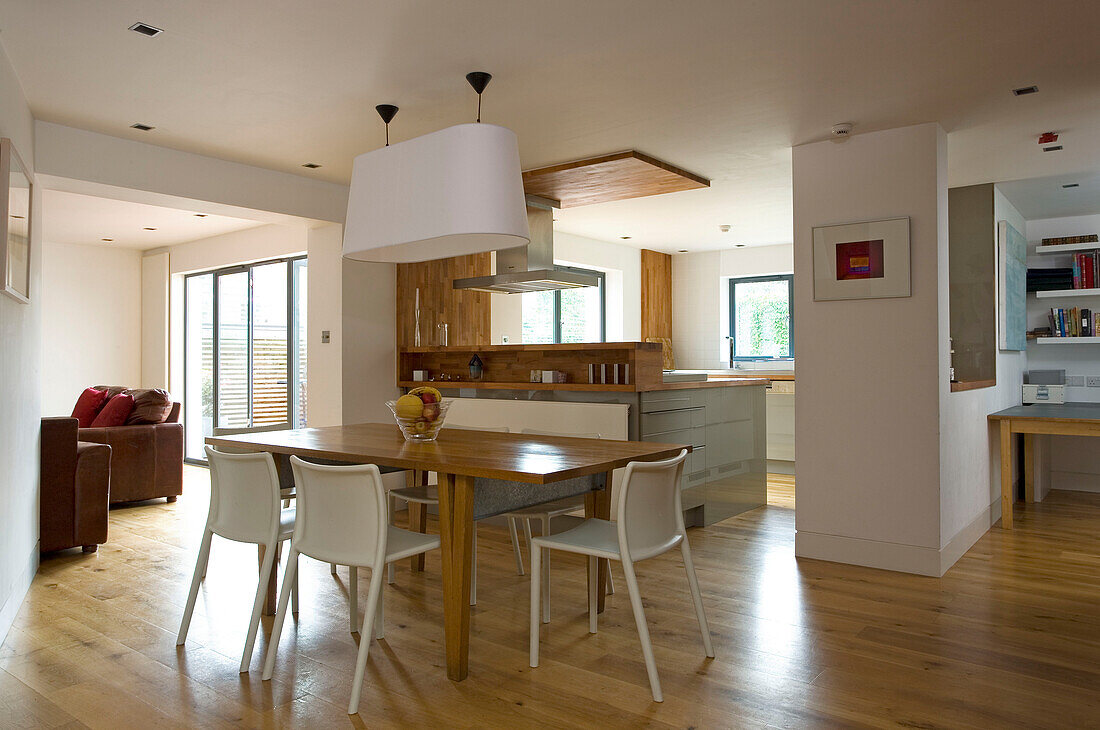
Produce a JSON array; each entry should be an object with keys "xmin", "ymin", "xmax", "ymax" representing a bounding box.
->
[{"xmin": 399, "ymin": 342, "xmax": 769, "ymax": 525}]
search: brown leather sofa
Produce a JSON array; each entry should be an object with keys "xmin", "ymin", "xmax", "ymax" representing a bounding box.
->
[
  {"xmin": 79, "ymin": 401, "xmax": 184, "ymax": 504},
  {"xmin": 41, "ymin": 417, "xmax": 111, "ymax": 553}
]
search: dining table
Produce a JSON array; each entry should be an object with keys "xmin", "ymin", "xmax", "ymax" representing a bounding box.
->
[{"xmin": 206, "ymin": 422, "xmax": 690, "ymax": 681}]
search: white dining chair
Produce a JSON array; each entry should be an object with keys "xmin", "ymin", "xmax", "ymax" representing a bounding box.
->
[
  {"xmin": 176, "ymin": 447, "xmax": 299, "ymax": 673},
  {"xmin": 502, "ymin": 428, "xmax": 614, "ymax": 624},
  {"xmin": 528, "ymin": 449, "xmax": 713, "ymax": 702},
  {"xmin": 262, "ymin": 457, "xmax": 440, "ymax": 715},
  {"xmin": 388, "ymin": 423, "xmax": 511, "ymax": 605}
]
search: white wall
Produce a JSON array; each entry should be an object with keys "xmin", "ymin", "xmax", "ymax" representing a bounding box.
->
[
  {"xmin": 1025, "ymin": 212, "xmax": 1100, "ymax": 492},
  {"xmin": 0, "ymin": 40, "xmax": 41, "ymax": 645},
  {"xmin": 490, "ymin": 231, "xmax": 641, "ymax": 344},
  {"xmin": 40, "ymin": 242, "xmax": 143, "ymax": 415},
  {"xmin": 793, "ymin": 124, "xmax": 949, "ymax": 576},
  {"xmin": 673, "ymin": 244, "xmax": 794, "ymax": 370},
  {"xmin": 141, "ymin": 252, "xmax": 169, "ymax": 389},
  {"xmin": 342, "ymin": 260, "xmax": 398, "ymax": 424}
]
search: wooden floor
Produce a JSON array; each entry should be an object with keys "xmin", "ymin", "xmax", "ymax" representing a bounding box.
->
[{"xmin": 3, "ymin": 469, "xmax": 1100, "ymax": 729}]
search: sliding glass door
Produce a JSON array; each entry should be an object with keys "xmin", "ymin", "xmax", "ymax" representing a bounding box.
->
[{"xmin": 184, "ymin": 256, "xmax": 307, "ymax": 462}]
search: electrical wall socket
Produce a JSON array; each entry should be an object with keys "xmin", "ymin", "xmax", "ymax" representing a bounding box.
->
[
  {"xmin": 1067, "ymin": 375, "xmax": 1086, "ymax": 387},
  {"xmin": 501, "ymin": 335, "xmax": 510, "ymax": 344},
  {"xmin": 1087, "ymin": 376, "xmax": 1100, "ymax": 388}
]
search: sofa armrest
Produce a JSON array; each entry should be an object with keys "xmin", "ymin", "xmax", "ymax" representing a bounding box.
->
[
  {"xmin": 74, "ymin": 442, "xmax": 111, "ymax": 547},
  {"xmin": 40, "ymin": 418, "xmax": 79, "ymax": 552}
]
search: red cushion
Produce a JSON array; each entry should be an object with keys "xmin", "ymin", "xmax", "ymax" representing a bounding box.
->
[
  {"xmin": 89, "ymin": 394, "xmax": 135, "ymax": 428},
  {"xmin": 71, "ymin": 387, "xmax": 108, "ymax": 428}
]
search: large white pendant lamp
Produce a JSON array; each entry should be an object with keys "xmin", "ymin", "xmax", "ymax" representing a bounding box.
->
[{"xmin": 342, "ymin": 73, "xmax": 530, "ymax": 263}]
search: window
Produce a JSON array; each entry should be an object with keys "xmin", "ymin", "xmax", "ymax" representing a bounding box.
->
[
  {"xmin": 728, "ymin": 274, "xmax": 793, "ymax": 360},
  {"xmin": 183, "ymin": 256, "xmax": 307, "ymax": 462},
  {"xmin": 521, "ymin": 267, "xmax": 606, "ymax": 343}
]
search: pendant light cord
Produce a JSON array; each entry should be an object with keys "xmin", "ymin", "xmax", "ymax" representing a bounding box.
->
[{"xmin": 477, "ymin": 94, "xmax": 482, "ymax": 123}]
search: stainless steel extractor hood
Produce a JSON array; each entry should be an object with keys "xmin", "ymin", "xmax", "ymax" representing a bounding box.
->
[{"xmin": 452, "ymin": 201, "xmax": 600, "ymax": 294}]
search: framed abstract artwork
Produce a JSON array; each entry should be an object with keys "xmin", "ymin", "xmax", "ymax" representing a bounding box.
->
[
  {"xmin": 1, "ymin": 138, "xmax": 33, "ymax": 304},
  {"xmin": 812, "ymin": 217, "xmax": 910, "ymax": 301},
  {"xmin": 997, "ymin": 220, "xmax": 1026, "ymax": 351}
]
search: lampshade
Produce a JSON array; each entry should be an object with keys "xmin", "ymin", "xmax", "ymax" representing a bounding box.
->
[{"xmin": 342, "ymin": 123, "xmax": 530, "ymax": 263}]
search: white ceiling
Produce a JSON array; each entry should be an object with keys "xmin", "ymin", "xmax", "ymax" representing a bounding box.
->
[
  {"xmin": 998, "ymin": 173, "xmax": 1100, "ymax": 221},
  {"xmin": 3, "ymin": 0, "xmax": 1100, "ymax": 252},
  {"xmin": 41, "ymin": 190, "xmax": 265, "ymax": 249}
]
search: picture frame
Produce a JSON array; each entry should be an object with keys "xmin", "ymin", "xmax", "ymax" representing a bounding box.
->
[
  {"xmin": 1, "ymin": 138, "xmax": 33, "ymax": 304},
  {"xmin": 812, "ymin": 217, "xmax": 910, "ymax": 301}
]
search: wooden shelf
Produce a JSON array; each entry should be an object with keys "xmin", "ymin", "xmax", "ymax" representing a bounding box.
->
[
  {"xmin": 1034, "ymin": 288, "xmax": 1100, "ymax": 298},
  {"xmin": 398, "ymin": 380, "xmax": 636, "ymax": 392},
  {"xmin": 1034, "ymin": 242, "xmax": 1100, "ymax": 255},
  {"xmin": 1034, "ymin": 337, "xmax": 1100, "ymax": 345},
  {"xmin": 950, "ymin": 379, "xmax": 997, "ymax": 392}
]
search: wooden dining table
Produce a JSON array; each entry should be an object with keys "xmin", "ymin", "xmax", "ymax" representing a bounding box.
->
[{"xmin": 206, "ymin": 422, "xmax": 689, "ymax": 681}]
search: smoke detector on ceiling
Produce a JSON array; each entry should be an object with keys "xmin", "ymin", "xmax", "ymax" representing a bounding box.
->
[
  {"xmin": 719, "ymin": 224, "xmax": 731, "ymax": 233},
  {"xmin": 830, "ymin": 123, "xmax": 854, "ymax": 142}
]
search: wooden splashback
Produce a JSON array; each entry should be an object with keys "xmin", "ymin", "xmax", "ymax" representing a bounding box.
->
[
  {"xmin": 395, "ymin": 254, "xmax": 492, "ymax": 349},
  {"xmin": 640, "ymin": 249, "xmax": 672, "ymax": 341},
  {"xmin": 399, "ymin": 342, "xmax": 665, "ymax": 392}
]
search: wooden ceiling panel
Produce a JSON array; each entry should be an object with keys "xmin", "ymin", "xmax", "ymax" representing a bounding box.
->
[{"xmin": 522, "ymin": 151, "xmax": 708, "ymax": 208}]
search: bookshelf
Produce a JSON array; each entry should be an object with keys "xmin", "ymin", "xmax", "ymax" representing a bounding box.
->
[
  {"xmin": 1034, "ymin": 288, "xmax": 1100, "ymax": 299},
  {"xmin": 1035, "ymin": 337, "xmax": 1100, "ymax": 345},
  {"xmin": 1035, "ymin": 242, "xmax": 1100, "ymax": 256}
]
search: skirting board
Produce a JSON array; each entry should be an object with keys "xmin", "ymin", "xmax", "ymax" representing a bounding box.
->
[
  {"xmin": 767, "ymin": 459, "xmax": 795, "ymax": 475},
  {"xmin": 1051, "ymin": 470, "xmax": 1100, "ymax": 493},
  {"xmin": 0, "ymin": 541, "xmax": 39, "ymax": 648},
  {"xmin": 795, "ymin": 501, "xmax": 996, "ymax": 577}
]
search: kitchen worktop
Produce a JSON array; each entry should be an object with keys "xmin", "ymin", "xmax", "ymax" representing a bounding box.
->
[{"xmin": 400, "ymin": 375, "xmax": 770, "ymax": 392}]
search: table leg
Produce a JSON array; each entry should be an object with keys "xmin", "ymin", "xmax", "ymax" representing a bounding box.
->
[
  {"xmin": 437, "ymin": 472, "xmax": 474, "ymax": 681},
  {"xmin": 585, "ymin": 470, "xmax": 614, "ymax": 613},
  {"xmin": 262, "ymin": 453, "xmax": 288, "ymax": 615},
  {"xmin": 407, "ymin": 470, "xmax": 428, "ymax": 572},
  {"xmin": 1024, "ymin": 433, "xmax": 1035, "ymax": 504},
  {"xmin": 1000, "ymin": 420, "xmax": 1013, "ymax": 530}
]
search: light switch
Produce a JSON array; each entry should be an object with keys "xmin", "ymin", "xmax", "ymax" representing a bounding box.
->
[
  {"xmin": 321, "ymin": 330, "xmax": 330, "ymax": 344},
  {"xmin": 1067, "ymin": 375, "xmax": 1085, "ymax": 387}
]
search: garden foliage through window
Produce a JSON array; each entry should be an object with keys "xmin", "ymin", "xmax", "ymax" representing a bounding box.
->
[{"xmin": 729, "ymin": 274, "xmax": 793, "ymax": 359}]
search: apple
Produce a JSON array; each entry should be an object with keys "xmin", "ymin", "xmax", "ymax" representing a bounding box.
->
[
  {"xmin": 422, "ymin": 403, "xmax": 441, "ymax": 422},
  {"xmin": 420, "ymin": 392, "xmax": 437, "ymax": 404}
]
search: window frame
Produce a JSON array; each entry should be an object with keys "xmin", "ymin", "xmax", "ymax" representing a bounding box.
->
[
  {"xmin": 728, "ymin": 273, "xmax": 794, "ymax": 361},
  {"xmin": 524, "ymin": 266, "xmax": 607, "ymax": 344},
  {"xmin": 183, "ymin": 254, "xmax": 307, "ymax": 464}
]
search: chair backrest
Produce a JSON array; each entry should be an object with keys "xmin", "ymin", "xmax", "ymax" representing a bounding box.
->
[
  {"xmin": 449, "ymin": 423, "xmax": 509, "ymax": 432},
  {"xmin": 203, "ymin": 446, "xmax": 283, "ymax": 544},
  {"xmin": 615, "ymin": 450, "xmax": 689, "ymax": 562},
  {"xmin": 289, "ymin": 457, "xmax": 388, "ymax": 568},
  {"xmin": 521, "ymin": 427, "xmax": 602, "ymax": 439}
]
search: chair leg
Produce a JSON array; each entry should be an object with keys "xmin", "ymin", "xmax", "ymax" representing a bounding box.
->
[
  {"xmin": 470, "ymin": 526, "xmax": 477, "ymax": 606},
  {"xmin": 529, "ymin": 543, "xmax": 542, "ymax": 668},
  {"xmin": 508, "ymin": 517, "xmax": 525, "ymax": 575},
  {"xmin": 330, "ymin": 563, "xmax": 338, "ymax": 575},
  {"xmin": 240, "ymin": 538, "xmax": 279, "ymax": 673},
  {"xmin": 176, "ymin": 528, "xmax": 213, "ymax": 646},
  {"xmin": 540, "ymin": 516, "xmax": 550, "ymax": 624},
  {"xmin": 522, "ymin": 518, "xmax": 533, "ymax": 551},
  {"xmin": 374, "ymin": 568, "xmax": 386, "ymax": 640},
  {"xmin": 349, "ymin": 566, "xmax": 359, "ymax": 633},
  {"xmin": 387, "ymin": 496, "xmax": 396, "ymax": 585},
  {"xmin": 681, "ymin": 539, "xmax": 714, "ymax": 658},
  {"xmin": 622, "ymin": 558, "xmax": 662, "ymax": 702},
  {"xmin": 291, "ymin": 557, "xmax": 299, "ymax": 615},
  {"xmin": 261, "ymin": 549, "xmax": 300, "ymax": 681},
  {"xmin": 588, "ymin": 555, "xmax": 598, "ymax": 634},
  {"xmin": 348, "ymin": 565, "xmax": 385, "ymax": 715}
]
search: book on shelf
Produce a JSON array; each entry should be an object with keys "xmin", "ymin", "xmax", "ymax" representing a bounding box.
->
[
  {"xmin": 1041, "ymin": 234, "xmax": 1099, "ymax": 246},
  {"xmin": 1047, "ymin": 307, "xmax": 1096, "ymax": 337}
]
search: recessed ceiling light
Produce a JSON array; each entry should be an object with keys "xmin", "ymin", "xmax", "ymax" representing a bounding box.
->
[
  {"xmin": 677, "ymin": 249, "xmax": 688, "ymax": 253},
  {"xmin": 128, "ymin": 22, "xmax": 163, "ymax": 37},
  {"xmin": 130, "ymin": 123, "xmax": 155, "ymax": 131},
  {"xmin": 620, "ymin": 236, "xmax": 632, "ymax": 240},
  {"xmin": 1063, "ymin": 183, "xmax": 1080, "ymax": 189},
  {"xmin": 1043, "ymin": 145, "xmax": 1063, "ymax": 152},
  {"xmin": 143, "ymin": 227, "xmax": 158, "ymax": 231},
  {"xmin": 1012, "ymin": 85, "xmax": 1038, "ymax": 96},
  {"xmin": 10, "ymin": 215, "xmax": 24, "ymax": 219},
  {"xmin": 301, "ymin": 162, "xmax": 321, "ymax": 169},
  {"xmin": 734, "ymin": 244, "xmax": 746, "ymax": 248},
  {"xmin": 101, "ymin": 238, "xmax": 114, "ymax": 242},
  {"xmin": 194, "ymin": 213, "xmax": 208, "ymax": 217}
]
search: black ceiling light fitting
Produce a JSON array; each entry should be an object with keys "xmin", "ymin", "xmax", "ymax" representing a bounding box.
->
[
  {"xmin": 466, "ymin": 71, "xmax": 492, "ymax": 123},
  {"xmin": 375, "ymin": 104, "xmax": 398, "ymax": 146}
]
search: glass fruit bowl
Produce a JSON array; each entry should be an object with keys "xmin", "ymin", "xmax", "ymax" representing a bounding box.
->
[{"xmin": 387, "ymin": 388, "xmax": 450, "ymax": 441}]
